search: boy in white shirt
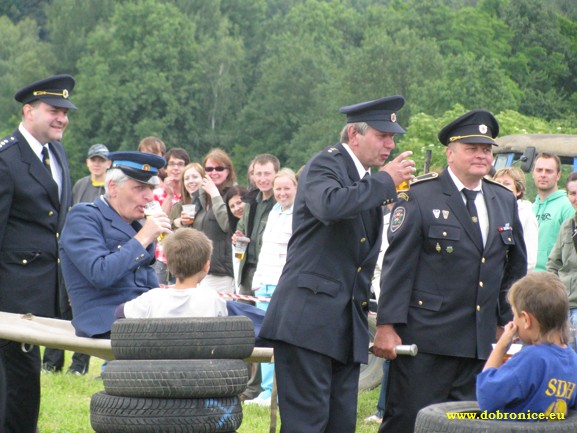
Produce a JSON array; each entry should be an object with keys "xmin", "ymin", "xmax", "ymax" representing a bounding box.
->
[{"xmin": 115, "ymin": 228, "xmax": 227, "ymax": 319}]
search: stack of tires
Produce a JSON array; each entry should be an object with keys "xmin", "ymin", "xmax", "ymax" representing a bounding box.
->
[{"xmin": 90, "ymin": 316, "xmax": 255, "ymax": 433}]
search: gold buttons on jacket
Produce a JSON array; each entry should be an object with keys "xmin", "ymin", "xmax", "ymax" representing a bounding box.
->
[
  {"xmin": 481, "ymin": 257, "xmax": 486, "ymax": 264},
  {"xmin": 477, "ymin": 305, "xmax": 481, "ymax": 311},
  {"xmin": 360, "ymin": 237, "xmax": 366, "ymax": 243},
  {"xmin": 357, "ymin": 267, "xmax": 362, "ymax": 273},
  {"xmin": 48, "ymin": 211, "xmax": 54, "ymax": 216},
  {"xmin": 418, "ymin": 300, "xmax": 423, "ymax": 306},
  {"xmin": 479, "ymin": 281, "xmax": 484, "ymax": 288},
  {"xmin": 22, "ymin": 259, "xmax": 28, "ymax": 265}
]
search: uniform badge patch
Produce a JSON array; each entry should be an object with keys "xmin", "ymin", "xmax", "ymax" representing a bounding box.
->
[{"xmin": 390, "ymin": 207, "xmax": 406, "ymax": 233}]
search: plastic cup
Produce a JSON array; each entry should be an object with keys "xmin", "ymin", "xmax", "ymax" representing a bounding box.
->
[
  {"xmin": 234, "ymin": 236, "xmax": 250, "ymax": 260},
  {"xmin": 181, "ymin": 204, "xmax": 197, "ymax": 221},
  {"xmin": 144, "ymin": 201, "xmax": 166, "ymax": 241}
]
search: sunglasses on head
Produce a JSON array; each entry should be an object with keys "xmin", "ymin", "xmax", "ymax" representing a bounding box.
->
[{"xmin": 205, "ymin": 166, "xmax": 227, "ymax": 172}]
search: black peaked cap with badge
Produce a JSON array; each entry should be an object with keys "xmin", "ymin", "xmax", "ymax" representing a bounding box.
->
[
  {"xmin": 438, "ymin": 109, "xmax": 499, "ymax": 146},
  {"xmin": 340, "ymin": 96, "xmax": 406, "ymax": 134},
  {"xmin": 14, "ymin": 74, "xmax": 77, "ymax": 110},
  {"xmin": 108, "ymin": 151, "xmax": 166, "ymax": 186}
]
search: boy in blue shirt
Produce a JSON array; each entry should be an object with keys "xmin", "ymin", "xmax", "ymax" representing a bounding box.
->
[{"xmin": 477, "ymin": 272, "xmax": 577, "ymax": 419}]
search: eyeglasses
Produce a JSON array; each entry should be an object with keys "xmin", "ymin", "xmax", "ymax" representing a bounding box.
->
[
  {"xmin": 168, "ymin": 161, "xmax": 185, "ymax": 167},
  {"xmin": 205, "ymin": 166, "xmax": 227, "ymax": 172}
]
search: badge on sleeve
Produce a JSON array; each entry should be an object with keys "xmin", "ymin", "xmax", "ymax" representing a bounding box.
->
[{"xmin": 390, "ymin": 207, "xmax": 406, "ymax": 233}]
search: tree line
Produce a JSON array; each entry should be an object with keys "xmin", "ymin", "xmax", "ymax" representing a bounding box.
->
[{"xmin": 1, "ymin": 0, "xmax": 576, "ymax": 182}]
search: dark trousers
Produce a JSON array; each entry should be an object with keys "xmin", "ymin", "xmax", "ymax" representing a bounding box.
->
[
  {"xmin": 379, "ymin": 352, "xmax": 484, "ymax": 433},
  {"xmin": 43, "ymin": 348, "xmax": 90, "ymax": 374},
  {"xmin": 273, "ymin": 341, "xmax": 360, "ymax": 433},
  {"xmin": 0, "ymin": 340, "xmax": 41, "ymax": 433}
]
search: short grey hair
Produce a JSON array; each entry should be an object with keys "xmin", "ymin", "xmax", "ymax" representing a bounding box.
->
[
  {"xmin": 339, "ymin": 122, "xmax": 369, "ymax": 143},
  {"xmin": 104, "ymin": 168, "xmax": 131, "ymax": 197}
]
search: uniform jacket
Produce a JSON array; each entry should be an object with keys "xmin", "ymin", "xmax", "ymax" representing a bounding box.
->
[
  {"xmin": 260, "ymin": 143, "xmax": 397, "ymax": 364},
  {"xmin": 60, "ymin": 197, "xmax": 157, "ymax": 337},
  {"xmin": 0, "ymin": 129, "xmax": 72, "ymax": 318},
  {"xmin": 377, "ymin": 168, "xmax": 527, "ymax": 360}
]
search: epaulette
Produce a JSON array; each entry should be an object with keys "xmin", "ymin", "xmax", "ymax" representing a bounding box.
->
[
  {"xmin": 483, "ymin": 176, "xmax": 512, "ymax": 191},
  {"xmin": 0, "ymin": 136, "xmax": 18, "ymax": 153},
  {"xmin": 410, "ymin": 171, "xmax": 439, "ymax": 186},
  {"xmin": 326, "ymin": 146, "xmax": 341, "ymax": 155}
]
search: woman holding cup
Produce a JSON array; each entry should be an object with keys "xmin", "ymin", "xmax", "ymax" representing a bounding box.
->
[
  {"xmin": 170, "ymin": 150, "xmax": 238, "ymax": 294},
  {"xmin": 170, "ymin": 162, "xmax": 203, "ymax": 229}
]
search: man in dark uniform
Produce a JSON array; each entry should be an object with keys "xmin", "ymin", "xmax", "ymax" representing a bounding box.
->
[
  {"xmin": 260, "ymin": 96, "xmax": 416, "ymax": 433},
  {"xmin": 0, "ymin": 75, "xmax": 75, "ymax": 433},
  {"xmin": 373, "ymin": 109, "xmax": 528, "ymax": 433}
]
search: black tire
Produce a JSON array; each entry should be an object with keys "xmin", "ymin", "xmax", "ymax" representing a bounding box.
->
[
  {"xmin": 102, "ymin": 359, "xmax": 249, "ymax": 398},
  {"xmin": 358, "ymin": 314, "xmax": 384, "ymax": 391},
  {"xmin": 415, "ymin": 401, "xmax": 577, "ymax": 433},
  {"xmin": 111, "ymin": 316, "xmax": 254, "ymax": 360},
  {"xmin": 90, "ymin": 392, "xmax": 242, "ymax": 433}
]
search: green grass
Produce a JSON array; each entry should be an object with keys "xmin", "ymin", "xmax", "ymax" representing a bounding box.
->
[{"xmin": 39, "ymin": 351, "xmax": 382, "ymax": 433}]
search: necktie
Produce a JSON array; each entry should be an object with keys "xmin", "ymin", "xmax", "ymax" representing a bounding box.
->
[
  {"xmin": 462, "ymin": 188, "xmax": 483, "ymax": 245},
  {"xmin": 41, "ymin": 145, "xmax": 52, "ymax": 176}
]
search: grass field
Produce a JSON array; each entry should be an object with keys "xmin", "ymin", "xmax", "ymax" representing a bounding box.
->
[{"xmin": 39, "ymin": 351, "xmax": 382, "ymax": 433}]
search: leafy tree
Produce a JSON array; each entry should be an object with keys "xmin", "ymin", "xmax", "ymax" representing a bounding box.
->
[
  {"xmin": 0, "ymin": 16, "xmax": 53, "ymax": 136},
  {"xmin": 65, "ymin": 0, "xmax": 204, "ymax": 180},
  {"xmin": 0, "ymin": 0, "xmax": 50, "ymax": 34},
  {"xmin": 232, "ymin": 0, "xmax": 357, "ymax": 170},
  {"xmin": 496, "ymin": 0, "xmax": 572, "ymax": 118},
  {"xmin": 44, "ymin": 0, "xmax": 116, "ymax": 74}
]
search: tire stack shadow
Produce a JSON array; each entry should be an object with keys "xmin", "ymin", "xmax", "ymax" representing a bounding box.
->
[{"xmin": 90, "ymin": 316, "xmax": 255, "ymax": 433}]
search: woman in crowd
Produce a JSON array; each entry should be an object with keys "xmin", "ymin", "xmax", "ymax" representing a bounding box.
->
[
  {"xmin": 224, "ymin": 185, "xmax": 248, "ymax": 234},
  {"xmin": 493, "ymin": 167, "xmax": 538, "ymax": 272},
  {"xmin": 177, "ymin": 149, "xmax": 238, "ymax": 294},
  {"xmin": 245, "ymin": 168, "xmax": 297, "ymax": 407},
  {"xmin": 547, "ymin": 172, "xmax": 577, "ymax": 351},
  {"xmin": 171, "ymin": 162, "xmax": 204, "ymax": 228},
  {"xmin": 224, "ymin": 185, "xmax": 249, "ymax": 291}
]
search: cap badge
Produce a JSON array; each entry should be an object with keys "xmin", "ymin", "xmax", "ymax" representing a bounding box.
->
[
  {"xmin": 142, "ymin": 164, "xmax": 151, "ymax": 171},
  {"xmin": 479, "ymin": 124, "xmax": 488, "ymax": 134},
  {"xmin": 391, "ymin": 113, "xmax": 397, "ymax": 122},
  {"xmin": 32, "ymin": 90, "xmax": 69, "ymax": 99}
]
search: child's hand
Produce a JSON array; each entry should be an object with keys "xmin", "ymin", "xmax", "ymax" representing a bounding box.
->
[
  {"xmin": 497, "ymin": 321, "xmax": 518, "ymax": 349},
  {"xmin": 483, "ymin": 321, "xmax": 518, "ymax": 371}
]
